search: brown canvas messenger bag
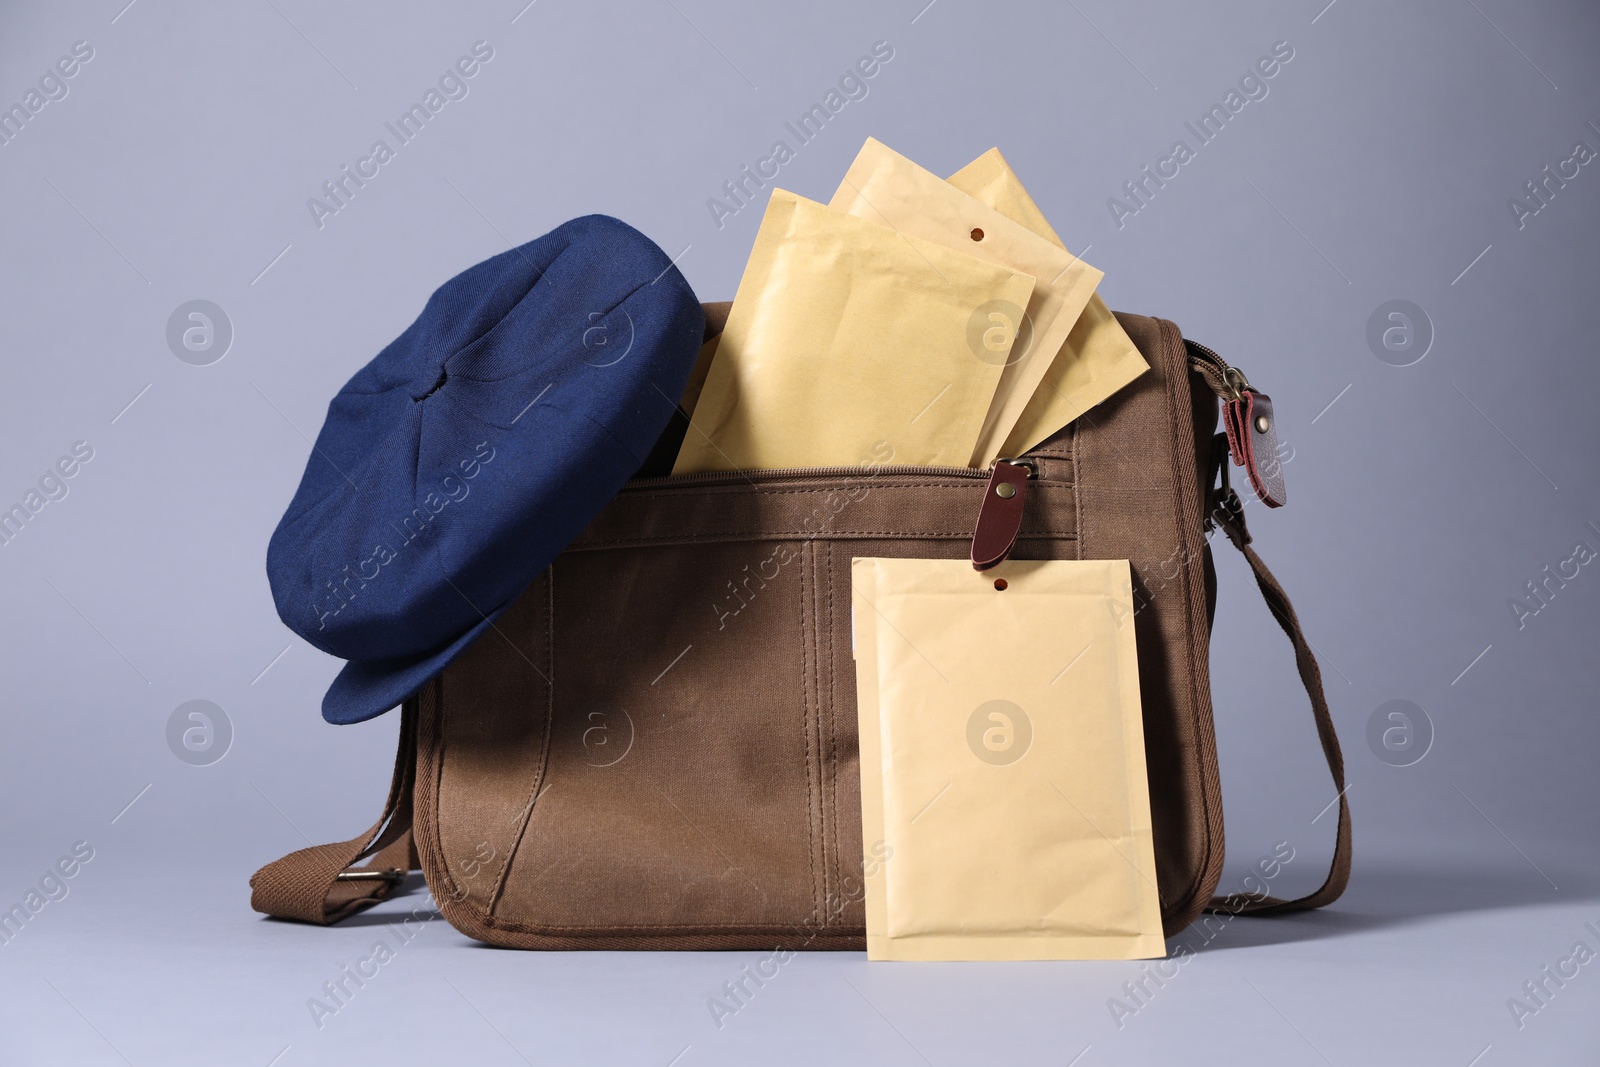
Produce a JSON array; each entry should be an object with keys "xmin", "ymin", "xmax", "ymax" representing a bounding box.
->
[{"xmin": 250, "ymin": 304, "xmax": 1352, "ymax": 948}]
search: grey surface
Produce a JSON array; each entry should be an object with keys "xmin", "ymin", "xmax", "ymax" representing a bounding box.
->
[{"xmin": 2, "ymin": 0, "xmax": 1597, "ymax": 1063}]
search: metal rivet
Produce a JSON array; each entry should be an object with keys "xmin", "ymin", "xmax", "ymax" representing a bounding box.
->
[
  {"xmin": 1254, "ymin": 414, "xmax": 1270, "ymax": 434},
  {"xmin": 970, "ymin": 227, "xmax": 984, "ymax": 241},
  {"xmin": 995, "ymin": 482, "xmax": 1016, "ymax": 498}
]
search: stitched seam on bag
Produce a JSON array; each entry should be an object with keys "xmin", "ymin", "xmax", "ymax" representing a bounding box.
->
[
  {"xmin": 460, "ymin": 933, "xmax": 867, "ymax": 949},
  {"xmin": 825, "ymin": 539, "xmax": 838, "ymax": 928},
  {"xmin": 1072, "ymin": 422, "xmax": 1085, "ymax": 563},
  {"xmin": 418, "ymin": 678, "xmax": 481, "ymax": 929},
  {"xmin": 572, "ymin": 530, "xmax": 1079, "ymax": 547},
  {"xmin": 1162, "ymin": 318, "xmax": 1223, "ymax": 924},
  {"xmin": 469, "ymin": 917, "xmax": 868, "ymax": 932},
  {"xmin": 1181, "ymin": 364, "xmax": 1228, "ymax": 920},
  {"xmin": 486, "ymin": 567, "xmax": 557, "ymax": 918},
  {"xmin": 800, "ymin": 542, "xmax": 820, "ymax": 927},
  {"xmin": 1171, "ymin": 320, "xmax": 1221, "ymax": 919},
  {"xmin": 814, "ymin": 539, "xmax": 830, "ymax": 925},
  {"xmin": 811, "ymin": 538, "xmax": 827, "ymax": 927},
  {"xmin": 1171, "ymin": 316, "xmax": 1216, "ymax": 921},
  {"xmin": 418, "ymin": 683, "xmax": 457, "ymax": 902},
  {"xmin": 1156, "ymin": 319, "xmax": 1193, "ymax": 915},
  {"xmin": 615, "ymin": 481, "xmax": 1074, "ymax": 505},
  {"xmin": 809, "ymin": 541, "xmax": 825, "ymax": 926}
]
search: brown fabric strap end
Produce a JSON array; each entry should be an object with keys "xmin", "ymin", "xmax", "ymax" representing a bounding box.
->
[{"xmin": 249, "ymin": 703, "xmax": 420, "ymax": 925}]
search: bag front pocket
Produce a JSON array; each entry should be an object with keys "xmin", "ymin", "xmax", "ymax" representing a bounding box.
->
[{"xmin": 424, "ymin": 461, "xmax": 1078, "ymax": 948}]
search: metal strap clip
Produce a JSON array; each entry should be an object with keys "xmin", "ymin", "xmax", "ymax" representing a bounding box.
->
[{"xmin": 335, "ymin": 867, "xmax": 405, "ymax": 885}]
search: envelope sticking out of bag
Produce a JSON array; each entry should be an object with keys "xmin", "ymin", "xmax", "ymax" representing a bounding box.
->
[
  {"xmin": 830, "ymin": 138, "xmax": 1106, "ymax": 467},
  {"xmin": 947, "ymin": 148, "xmax": 1150, "ymax": 456},
  {"xmin": 673, "ymin": 189, "xmax": 1037, "ymax": 473},
  {"xmin": 853, "ymin": 557, "xmax": 1166, "ymax": 961}
]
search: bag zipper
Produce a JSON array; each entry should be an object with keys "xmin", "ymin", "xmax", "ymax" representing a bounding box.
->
[
  {"xmin": 1186, "ymin": 337, "xmax": 1289, "ymax": 510},
  {"xmin": 626, "ymin": 462, "xmax": 1001, "ymax": 491},
  {"xmin": 636, "ymin": 341, "xmax": 1242, "ymax": 489},
  {"xmin": 1185, "ymin": 338, "xmax": 1252, "ymax": 400}
]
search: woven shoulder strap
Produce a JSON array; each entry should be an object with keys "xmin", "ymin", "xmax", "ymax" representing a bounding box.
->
[{"xmin": 1204, "ymin": 459, "xmax": 1352, "ymax": 915}]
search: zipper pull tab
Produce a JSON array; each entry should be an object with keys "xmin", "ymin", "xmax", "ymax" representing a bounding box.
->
[
  {"xmin": 1223, "ymin": 389, "xmax": 1286, "ymax": 508},
  {"xmin": 971, "ymin": 459, "xmax": 1032, "ymax": 571},
  {"xmin": 1186, "ymin": 338, "xmax": 1287, "ymax": 509}
]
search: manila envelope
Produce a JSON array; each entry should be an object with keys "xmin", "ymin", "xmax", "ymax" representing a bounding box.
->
[
  {"xmin": 948, "ymin": 148, "xmax": 1149, "ymax": 456},
  {"xmin": 673, "ymin": 189, "xmax": 1036, "ymax": 473},
  {"xmin": 852, "ymin": 556, "xmax": 1166, "ymax": 961},
  {"xmin": 830, "ymin": 139, "xmax": 1105, "ymax": 467}
]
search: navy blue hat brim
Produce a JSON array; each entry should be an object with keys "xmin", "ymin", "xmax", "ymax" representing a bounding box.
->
[{"xmin": 321, "ymin": 599, "xmax": 508, "ymax": 724}]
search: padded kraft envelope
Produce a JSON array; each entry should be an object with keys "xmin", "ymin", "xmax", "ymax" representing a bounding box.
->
[
  {"xmin": 673, "ymin": 189, "xmax": 1036, "ymax": 473},
  {"xmin": 852, "ymin": 557, "xmax": 1166, "ymax": 961},
  {"xmin": 947, "ymin": 148, "xmax": 1149, "ymax": 457},
  {"xmin": 830, "ymin": 138, "xmax": 1105, "ymax": 467}
]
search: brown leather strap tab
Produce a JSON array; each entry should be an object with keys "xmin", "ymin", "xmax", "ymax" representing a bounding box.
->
[
  {"xmin": 1206, "ymin": 495, "xmax": 1351, "ymax": 915},
  {"xmin": 250, "ymin": 702, "xmax": 419, "ymax": 924},
  {"xmin": 1224, "ymin": 391, "xmax": 1286, "ymax": 508},
  {"xmin": 970, "ymin": 460, "xmax": 1030, "ymax": 570}
]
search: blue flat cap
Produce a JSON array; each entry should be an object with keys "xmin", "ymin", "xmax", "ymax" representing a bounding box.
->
[{"xmin": 267, "ymin": 215, "xmax": 704, "ymax": 724}]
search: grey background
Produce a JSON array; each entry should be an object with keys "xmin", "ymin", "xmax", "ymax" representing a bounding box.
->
[{"xmin": 2, "ymin": 0, "xmax": 1597, "ymax": 1063}]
